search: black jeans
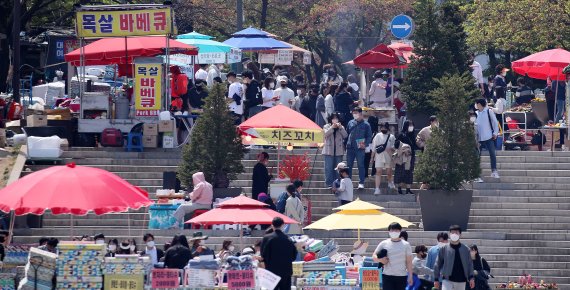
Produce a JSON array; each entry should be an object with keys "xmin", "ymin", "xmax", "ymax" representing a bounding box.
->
[
  {"xmin": 275, "ymin": 275, "xmax": 291, "ymax": 290},
  {"xmin": 382, "ymin": 274, "xmax": 407, "ymax": 290}
]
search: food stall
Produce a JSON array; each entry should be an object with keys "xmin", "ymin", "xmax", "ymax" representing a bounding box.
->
[{"xmin": 63, "ymin": 4, "xmax": 198, "ymax": 136}]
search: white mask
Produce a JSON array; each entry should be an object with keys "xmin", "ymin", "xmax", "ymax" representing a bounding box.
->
[
  {"xmin": 95, "ymin": 239, "xmax": 105, "ymax": 245},
  {"xmin": 389, "ymin": 231, "xmax": 401, "ymax": 240},
  {"xmin": 332, "ymin": 119, "xmax": 339, "ymax": 124},
  {"xmin": 501, "ymin": 72, "xmax": 507, "ymax": 77},
  {"xmin": 438, "ymin": 242, "xmax": 447, "ymax": 248},
  {"xmin": 199, "ymin": 240, "xmax": 205, "ymax": 246},
  {"xmin": 408, "ymin": 126, "xmax": 414, "ymax": 132},
  {"xmin": 270, "ymin": 83, "xmax": 275, "ymax": 89},
  {"xmin": 470, "ymin": 117, "xmax": 476, "ymax": 123},
  {"xmin": 108, "ymin": 245, "xmax": 117, "ymax": 252},
  {"xmin": 296, "ymin": 89, "xmax": 302, "ymax": 96},
  {"xmin": 228, "ymin": 245, "xmax": 235, "ymax": 252},
  {"xmin": 450, "ymin": 234, "xmax": 460, "ymax": 242},
  {"xmin": 352, "ymin": 114, "xmax": 360, "ymax": 120},
  {"xmin": 146, "ymin": 241, "xmax": 155, "ymax": 248},
  {"xmin": 130, "ymin": 245, "xmax": 136, "ymax": 252}
]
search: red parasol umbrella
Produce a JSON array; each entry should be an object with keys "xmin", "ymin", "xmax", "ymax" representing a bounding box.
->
[
  {"xmin": 511, "ymin": 48, "xmax": 570, "ymax": 81},
  {"xmin": 238, "ymin": 105, "xmax": 322, "ymax": 133},
  {"xmin": 0, "ymin": 163, "xmax": 151, "ymax": 216},
  {"xmin": 388, "ymin": 42, "xmax": 415, "ymax": 68},
  {"xmin": 347, "ymin": 44, "xmax": 404, "ymax": 69},
  {"xmin": 64, "ymin": 36, "xmax": 198, "ymax": 66}
]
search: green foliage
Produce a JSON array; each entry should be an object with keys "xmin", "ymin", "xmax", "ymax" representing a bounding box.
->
[
  {"xmin": 402, "ymin": 0, "xmax": 471, "ymax": 114},
  {"xmin": 414, "ymin": 73, "xmax": 481, "ymax": 191},
  {"xmin": 177, "ymin": 84, "xmax": 244, "ymax": 189}
]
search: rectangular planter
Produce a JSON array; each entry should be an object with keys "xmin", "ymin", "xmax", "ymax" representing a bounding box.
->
[{"xmin": 419, "ymin": 189, "xmax": 473, "ymax": 231}]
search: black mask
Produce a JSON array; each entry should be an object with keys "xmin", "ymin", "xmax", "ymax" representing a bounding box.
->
[
  {"xmin": 381, "ymin": 129, "xmax": 388, "ymax": 134},
  {"xmin": 420, "ymin": 253, "xmax": 427, "ymax": 259},
  {"xmin": 0, "ymin": 236, "xmax": 5, "ymax": 243},
  {"xmin": 281, "ymin": 84, "xmax": 287, "ymax": 88}
]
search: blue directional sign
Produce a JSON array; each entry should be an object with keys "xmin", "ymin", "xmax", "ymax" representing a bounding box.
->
[{"xmin": 390, "ymin": 14, "xmax": 414, "ymax": 39}]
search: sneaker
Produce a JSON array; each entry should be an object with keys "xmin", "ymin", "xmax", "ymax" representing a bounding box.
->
[
  {"xmin": 358, "ymin": 183, "xmax": 365, "ymax": 189},
  {"xmin": 397, "ymin": 187, "xmax": 404, "ymax": 195},
  {"xmin": 373, "ymin": 188, "xmax": 381, "ymax": 195},
  {"xmin": 388, "ymin": 182, "xmax": 395, "ymax": 189},
  {"xmin": 406, "ymin": 188, "xmax": 414, "ymax": 195},
  {"xmin": 474, "ymin": 178, "xmax": 484, "ymax": 183},
  {"xmin": 491, "ymin": 171, "xmax": 500, "ymax": 178}
]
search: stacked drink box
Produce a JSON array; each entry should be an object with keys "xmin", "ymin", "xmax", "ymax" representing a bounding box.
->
[
  {"xmin": 103, "ymin": 255, "xmax": 151, "ymax": 275},
  {"xmin": 56, "ymin": 243, "xmax": 105, "ymax": 290},
  {"xmin": 0, "ymin": 273, "xmax": 17, "ymax": 290},
  {"xmin": 17, "ymin": 247, "xmax": 58, "ymax": 290}
]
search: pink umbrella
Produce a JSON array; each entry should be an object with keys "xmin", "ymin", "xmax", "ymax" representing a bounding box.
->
[{"xmin": 512, "ymin": 48, "xmax": 570, "ymax": 81}]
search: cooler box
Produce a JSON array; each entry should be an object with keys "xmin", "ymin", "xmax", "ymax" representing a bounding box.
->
[{"xmin": 27, "ymin": 136, "xmax": 63, "ymax": 158}]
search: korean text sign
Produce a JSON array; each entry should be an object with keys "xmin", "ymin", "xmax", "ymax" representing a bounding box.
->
[
  {"xmin": 251, "ymin": 128, "xmax": 324, "ymax": 145},
  {"xmin": 135, "ymin": 62, "xmax": 162, "ymax": 116},
  {"xmin": 227, "ymin": 270, "xmax": 255, "ymax": 290},
  {"xmin": 361, "ymin": 268, "xmax": 381, "ymax": 290},
  {"xmin": 104, "ymin": 274, "xmax": 144, "ymax": 290},
  {"xmin": 76, "ymin": 8, "xmax": 172, "ymax": 37},
  {"xmin": 151, "ymin": 269, "xmax": 180, "ymax": 289}
]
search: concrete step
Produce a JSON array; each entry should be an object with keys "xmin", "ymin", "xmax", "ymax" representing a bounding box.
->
[
  {"xmin": 71, "ymin": 158, "xmax": 181, "ymax": 166},
  {"xmin": 481, "ymin": 169, "xmax": 570, "ymax": 177},
  {"xmin": 474, "ymin": 189, "xmax": 570, "ymax": 197},
  {"xmin": 473, "ymin": 196, "xmax": 570, "ymax": 203},
  {"xmin": 61, "ymin": 150, "xmax": 182, "ymax": 159},
  {"xmin": 481, "ymin": 175, "xmax": 570, "ymax": 184},
  {"xmin": 42, "ymin": 219, "xmax": 147, "ymax": 227},
  {"xmin": 481, "ymin": 162, "xmax": 570, "ymax": 170},
  {"xmin": 28, "ymin": 164, "xmax": 179, "ymax": 173},
  {"xmin": 473, "ymin": 182, "xmax": 570, "ymax": 190}
]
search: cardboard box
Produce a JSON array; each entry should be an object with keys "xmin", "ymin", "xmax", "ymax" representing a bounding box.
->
[
  {"xmin": 158, "ymin": 120, "xmax": 175, "ymax": 132},
  {"xmin": 26, "ymin": 115, "xmax": 48, "ymax": 127},
  {"xmin": 162, "ymin": 135, "xmax": 175, "ymax": 148},
  {"xmin": 143, "ymin": 123, "xmax": 158, "ymax": 136},
  {"xmin": 142, "ymin": 135, "xmax": 158, "ymax": 148}
]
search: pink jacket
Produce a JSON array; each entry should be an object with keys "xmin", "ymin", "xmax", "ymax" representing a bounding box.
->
[{"xmin": 190, "ymin": 172, "xmax": 213, "ymax": 205}]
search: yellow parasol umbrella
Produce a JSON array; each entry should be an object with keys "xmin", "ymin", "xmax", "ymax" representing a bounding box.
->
[{"xmin": 304, "ymin": 198, "xmax": 413, "ymax": 241}]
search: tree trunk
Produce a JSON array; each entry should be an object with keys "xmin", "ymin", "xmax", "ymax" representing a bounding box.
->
[{"xmin": 260, "ymin": 0, "xmax": 268, "ymax": 29}]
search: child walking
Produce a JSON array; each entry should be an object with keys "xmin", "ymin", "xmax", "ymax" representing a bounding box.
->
[{"xmin": 334, "ymin": 168, "xmax": 354, "ymax": 205}]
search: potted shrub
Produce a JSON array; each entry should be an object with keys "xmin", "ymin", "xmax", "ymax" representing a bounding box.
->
[
  {"xmin": 178, "ymin": 83, "xmax": 244, "ymax": 198},
  {"xmin": 414, "ymin": 73, "xmax": 480, "ymax": 231}
]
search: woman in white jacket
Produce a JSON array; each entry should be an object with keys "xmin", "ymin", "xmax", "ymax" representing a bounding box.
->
[{"xmin": 284, "ymin": 184, "xmax": 305, "ymax": 235}]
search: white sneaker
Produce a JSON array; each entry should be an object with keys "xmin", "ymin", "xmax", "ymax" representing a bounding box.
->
[
  {"xmin": 491, "ymin": 171, "xmax": 500, "ymax": 178},
  {"xmin": 374, "ymin": 188, "xmax": 381, "ymax": 195},
  {"xmin": 358, "ymin": 183, "xmax": 365, "ymax": 189},
  {"xmin": 388, "ymin": 181, "xmax": 395, "ymax": 189},
  {"xmin": 474, "ymin": 178, "xmax": 484, "ymax": 183}
]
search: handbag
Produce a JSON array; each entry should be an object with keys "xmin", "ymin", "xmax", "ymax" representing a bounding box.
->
[{"xmin": 375, "ymin": 134, "xmax": 391, "ymax": 154}]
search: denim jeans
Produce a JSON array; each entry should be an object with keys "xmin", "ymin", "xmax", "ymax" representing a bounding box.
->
[
  {"xmin": 555, "ymin": 99, "xmax": 565, "ymax": 124},
  {"xmin": 346, "ymin": 148, "xmax": 366, "ymax": 183},
  {"xmin": 479, "ymin": 138, "xmax": 497, "ymax": 171},
  {"xmin": 324, "ymin": 155, "xmax": 344, "ymax": 187}
]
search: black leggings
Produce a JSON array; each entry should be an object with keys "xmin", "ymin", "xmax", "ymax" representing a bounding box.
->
[{"xmin": 382, "ymin": 274, "xmax": 407, "ymax": 290}]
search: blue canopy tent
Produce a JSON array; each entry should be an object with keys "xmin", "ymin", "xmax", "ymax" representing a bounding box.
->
[{"xmin": 222, "ymin": 27, "xmax": 291, "ymax": 52}]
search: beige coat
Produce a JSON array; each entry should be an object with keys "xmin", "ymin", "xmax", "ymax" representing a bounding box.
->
[
  {"xmin": 322, "ymin": 124, "xmax": 348, "ymax": 156},
  {"xmin": 416, "ymin": 126, "xmax": 433, "ymax": 149},
  {"xmin": 285, "ymin": 196, "xmax": 305, "ymax": 235}
]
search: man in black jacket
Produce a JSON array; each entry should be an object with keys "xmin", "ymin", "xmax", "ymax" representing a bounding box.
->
[
  {"xmin": 251, "ymin": 152, "xmax": 272, "ymax": 201},
  {"xmin": 242, "ymin": 70, "xmax": 263, "ymax": 119},
  {"xmin": 139, "ymin": 233, "xmax": 164, "ymax": 265},
  {"xmin": 261, "ymin": 217, "xmax": 298, "ymax": 290}
]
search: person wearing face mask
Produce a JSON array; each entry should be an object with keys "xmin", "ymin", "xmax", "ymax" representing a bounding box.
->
[
  {"xmin": 492, "ymin": 64, "xmax": 509, "ymax": 103},
  {"xmin": 252, "ymin": 152, "xmax": 273, "ymax": 201},
  {"xmin": 373, "ymin": 222, "xmax": 413, "ymax": 290},
  {"xmin": 273, "ymin": 76, "xmax": 295, "ymax": 109},
  {"xmin": 140, "ymin": 233, "xmax": 164, "ymax": 265},
  {"xmin": 188, "ymin": 80, "xmax": 208, "ymax": 110},
  {"xmin": 468, "ymin": 245, "xmax": 492, "ymax": 290},
  {"xmin": 227, "ymin": 71, "xmax": 244, "ymax": 125},
  {"xmin": 426, "ymin": 232, "xmax": 449, "ymax": 284},
  {"xmin": 261, "ymin": 77, "xmax": 278, "ymax": 110},
  {"xmin": 394, "ymin": 120, "xmax": 417, "ymax": 195},
  {"xmin": 322, "ymin": 113, "xmax": 348, "ymax": 188},
  {"xmin": 206, "ymin": 64, "xmax": 223, "ymax": 88},
  {"xmin": 272, "ymin": 65, "xmax": 283, "ymax": 79},
  {"xmin": 475, "ymin": 99, "xmax": 500, "ymax": 179},
  {"xmin": 189, "ymin": 232, "xmax": 215, "ymax": 259},
  {"xmin": 416, "ymin": 116, "xmax": 438, "ymax": 151},
  {"xmin": 296, "ymin": 86, "xmax": 309, "ymax": 114},
  {"xmin": 94, "ymin": 233, "xmax": 105, "ymax": 245},
  {"xmin": 105, "ymin": 239, "xmax": 119, "ymax": 257},
  {"xmin": 335, "ymin": 82, "xmax": 356, "ymax": 127},
  {"xmin": 413, "ymin": 245, "xmax": 434, "ymax": 290},
  {"xmin": 217, "ymin": 240, "xmax": 235, "ymax": 261},
  {"xmin": 346, "ymin": 107, "xmax": 373, "ymax": 189},
  {"xmin": 117, "ymin": 239, "xmax": 133, "ymax": 255},
  {"xmin": 368, "ymin": 70, "xmax": 389, "ymax": 108},
  {"xmin": 371, "ymin": 122, "xmax": 396, "ymax": 195},
  {"xmin": 242, "ymin": 70, "xmax": 263, "ymax": 119},
  {"xmin": 433, "ymin": 225, "xmax": 475, "ymax": 290}
]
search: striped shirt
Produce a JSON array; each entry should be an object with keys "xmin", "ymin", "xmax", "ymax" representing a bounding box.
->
[{"xmin": 374, "ymin": 239, "xmax": 412, "ymax": 276}]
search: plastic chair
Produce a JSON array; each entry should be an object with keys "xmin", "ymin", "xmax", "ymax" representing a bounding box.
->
[
  {"xmin": 126, "ymin": 132, "xmax": 143, "ymax": 152},
  {"xmin": 190, "ymin": 209, "xmax": 212, "ymax": 229}
]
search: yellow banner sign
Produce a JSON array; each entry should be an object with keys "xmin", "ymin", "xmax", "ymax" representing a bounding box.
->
[
  {"xmin": 76, "ymin": 8, "xmax": 173, "ymax": 37},
  {"xmin": 104, "ymin": 274, "xmax": 144, "ymax": 290},
  {"xmin": 134, "ymin": 62, "xmax": 162, "ymax": 116},
  {"xmin": 248, "ymin": 128, "xmax": 323, "ymax": 146}
]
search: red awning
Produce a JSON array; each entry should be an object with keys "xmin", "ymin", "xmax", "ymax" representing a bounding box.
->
[
  {"xmin": 349, "ymin": 44, "xmax": 404, "ymax": 69},
  {"xmin": 65, "ymin": 36, "xmax": 198, "ymax": 66},
  {"xmin": 388, "ymin": 42, "xmax": 415, "ymax": 67},
  {"xmin": 512, "ymin": 48, "xmax": 570, "ymax": 81}
]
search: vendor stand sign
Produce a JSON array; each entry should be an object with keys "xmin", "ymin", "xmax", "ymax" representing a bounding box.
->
[
  {"xmin": 228, "ymin": 48, "xmax": 243, "ymax": 64},
  {"xmin": 259, "ymin": 53, "xmax": 276, "ymax": 64},
  {"xmin": 76, "ymin": 7, "xmax": 173, "ymax": 37},
  {"xmin": 245, "ymin": 128, "xmax": 323, "ymax": 146},
  {"xmin": 198, "ymin": 52, "xmax": 226, "ymax": 64},
  {"xmin": 227, "ymin": 270, "xmax": 255, "ymax": 290},
  {"xmin": 104, "ymin": 274, "xmax": 144, "ymax": 290},
  {"xmin": 275, "ymin": 50, "xmax": 294, "ymax": 65},
  {"xmin": 184, "ymin": 269, "xmax": 216, "ymax": 287},
  {"xmin": 303, "ymin": 52, "xmax": 312, "ymax": 65},
  {"xmin": 256, "ymin": 268, "xmax": 281, "ymax": 290},
  {"xmin": 134, "ymin": 58, "xmax": 163, "ymax": 117},
  {"xmin": 360, "ymin": 269, "xmax": 381, "ymax": 290},
  {"xmin": 151, "ymin": 269, "xmax": 180, "ymax": 289}
]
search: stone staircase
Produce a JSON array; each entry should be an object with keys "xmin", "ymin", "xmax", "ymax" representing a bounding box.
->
[{"xmin": 11, "ymin": 148, "xmax": 570, "ymax": 287}]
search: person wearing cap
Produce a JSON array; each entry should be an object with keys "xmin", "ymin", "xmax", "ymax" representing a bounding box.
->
[
  {"xmin": 227, "ymin": 71, "xmax": 244, "ymax": 125},
  {"xmin": 189, "ymin": 232, "xmax": 215, "ymax": 259},
  {"xmin": 492, "ymin": 64, "xmax": 509, "ymax": 102},
  {"xmin": 274, "ymin": 76, "xmax": 295, "ymax": 108},
  {"xmin": 346, "ymin": 107, "xmax": 373, "ymax": 189},
  {"xmin": 195, "ymin": 64, "xmax": 208, "ymax": 81},
  {"xmin": 368, "ymin": 70, "xmax": 389, "ymax": 108}
]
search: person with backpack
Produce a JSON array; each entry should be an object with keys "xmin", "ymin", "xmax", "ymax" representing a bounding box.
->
[
  {"xmin": 475, "ymin": 99, "xmax": 500, "ymax": 179},
  {"xmin": 276, "ymin": 180, "xmax": 303, "ymax": 214},
  {"xmin": 371, "ymin": 122, "xmax": 396, "ymax": 195}
]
